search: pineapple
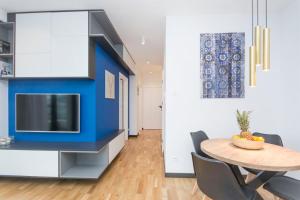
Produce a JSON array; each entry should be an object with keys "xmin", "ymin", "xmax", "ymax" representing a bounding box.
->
[{"xmin": 236, "ymin": 110, "xmax": 253, "ymax": 140}]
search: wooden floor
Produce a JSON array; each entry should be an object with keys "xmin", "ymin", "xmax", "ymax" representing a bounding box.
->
[{"xmin": 0, "ymin": 130, "xmax": 273, "ymax": 200}]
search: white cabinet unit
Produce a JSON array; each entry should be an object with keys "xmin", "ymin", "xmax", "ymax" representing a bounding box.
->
[
  {"xmin": 15, "ymin": 13, "xmax": 51, "ymax": 77},
  {"xmin": 51, "ymin": 12, "xmax": 88, "ymax": 36},
  {"xmin": 0, "ymin": 130, "xmax": 124, "ymax": 179},
  {"xmin": 51, "ymin": 35, "xmax": 88, "ymax": 77},
  {"xmin": 16, "ymin": 13, "xmax": 51, "ymax": 54},
  {"xmin": 109, "ymin": 132, "xmax": 125, "ymax": 163},
  {"xmin": 15, "ymin": 12, "xmax": 89, "ymax": 78},
  {"xmin": 0, "ymin": 150, "xmax": 59, "ymax": 177}
]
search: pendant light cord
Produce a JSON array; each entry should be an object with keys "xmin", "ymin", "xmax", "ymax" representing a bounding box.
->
[
  {"xmin": 266, "ymin": 0, "xmax": 268, "ymax": 27},
  {"xmin": 257, "ymin": 0, "xmax": 259, "ymax": 25},
  {"xmin": 252, "ymin": 0, "xmax": 254, "ymax": 44}
]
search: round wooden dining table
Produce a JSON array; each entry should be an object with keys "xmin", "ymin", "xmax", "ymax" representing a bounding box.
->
[
  {"xmin": 201, "ymin": 139, "xmax": 300, "ymax": 172},
  {"xmin": 200, "ymin": 139, "xmax": 300, "ymax": 194}
]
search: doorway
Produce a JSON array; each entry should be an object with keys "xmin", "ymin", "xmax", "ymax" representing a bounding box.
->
[
  {"xmin": 142, "ymin": 86, "xmax": 162, "ymax": 129},
  {"xmin": 119, "ymin": 73, "xmax": 128, "ymax": 140}
]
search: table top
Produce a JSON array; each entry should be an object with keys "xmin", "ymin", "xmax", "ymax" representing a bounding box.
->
[{"xmin": 201, "ymin": 139, "xmax": 300, "ymax": 172}]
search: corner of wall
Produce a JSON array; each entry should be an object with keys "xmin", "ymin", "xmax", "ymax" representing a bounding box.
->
[{"xmin": 0, "ymin": 80, "xmax": 8, "ymax": 137}]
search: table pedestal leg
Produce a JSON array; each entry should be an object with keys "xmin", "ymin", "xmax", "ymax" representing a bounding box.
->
[{"xmin": 246, "ymin": 171, "xmax": 277, "ymax": 191}]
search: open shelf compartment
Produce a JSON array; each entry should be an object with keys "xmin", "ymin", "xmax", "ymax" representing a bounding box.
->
[
  {"xmin": 0, "ymin": 22, "xmax": 15, "ymax": 78},
  {"xmin": 60, "ymin": 145, "xmax": 109, "ymax": 179}
]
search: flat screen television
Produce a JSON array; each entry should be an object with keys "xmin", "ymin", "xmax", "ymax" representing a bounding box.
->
[{"xmin": 16, "ymin": 94, "xmax": 80, "ymax": 133}]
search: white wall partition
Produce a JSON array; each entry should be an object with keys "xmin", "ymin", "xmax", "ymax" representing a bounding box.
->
[
  {"xmin": 0, "ymin": 81, "xmax": 8, "ymax": 137},
  {"xmin": 164, "ymin": 14, "xmax": 284, "ymax": 174}
]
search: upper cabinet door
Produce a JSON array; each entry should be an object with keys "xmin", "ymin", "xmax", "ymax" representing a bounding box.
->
[
  {"xmin": 51, "ymin": 12, "xmax": 88, "ymax": 36},
  {"xmin": 16, "ymin": 13, "xmax": 51, "ymax": 54},
  {"xmin": 50, "ymin": 12, "xmax": 89, "ymax": 77},
  {"xmin": 15, "ymin": 11, "xmax": 89, "ymax": 78},
  {"xmin": 15, "ymin": 13, "xmax": 51, "ymax": 77}
]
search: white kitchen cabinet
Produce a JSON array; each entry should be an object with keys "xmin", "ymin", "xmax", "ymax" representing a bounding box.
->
[{"xmin": 15, "ymin": 12, "xmax": 89, "ymax": 78}]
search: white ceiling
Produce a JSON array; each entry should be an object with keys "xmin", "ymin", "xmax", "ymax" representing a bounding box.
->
[{"xmin": 0, "ymin": 0, "xmax": 294, "ymax": 73}]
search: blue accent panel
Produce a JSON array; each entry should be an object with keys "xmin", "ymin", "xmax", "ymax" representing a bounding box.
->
[
  {"xmin": 8, "ymin": 79, "xmax": 97, "ymax": 142},
  {"xmin": 8, "ymin": 44, "xmax": 129, "ymax": 143},
  {"xmin": 95, "ymin": 44, "xmax": 129, "ymax": 140}
]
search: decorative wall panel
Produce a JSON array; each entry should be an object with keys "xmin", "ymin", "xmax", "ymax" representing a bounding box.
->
[{"xmin": 200, "ymin": 32, "xmax": 245, "ymax": 98}]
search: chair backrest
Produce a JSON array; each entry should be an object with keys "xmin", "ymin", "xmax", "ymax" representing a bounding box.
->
[
  {"xmin": 191, "ymin": 152, "xmax": 249, "ymax": 200},
  {"xmin": 190, "ymin": 130, "xmax": 209, "ymax": 157},
  {"xmin": 253, "ymin": 132, "xmax": 283, "ymax": 146}
]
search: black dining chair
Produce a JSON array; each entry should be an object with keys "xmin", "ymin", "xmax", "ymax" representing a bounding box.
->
[
  {"xmin": 190, "ymin": 130, "xmax": 210, "ymax": 196},
  {"xmin": 263, "ymin": 176, "xmax": 300, "ymax": 200},
  {"xmin": 191, "ymin": 152, "xmax": 263, "ymax": 200},
  {"xmin": 190, "ymin": 130, "xmax": 210, "ymax": 157},
  {"xmin": 244, "ymin": 132, "xmax": 285, "ymax": 182}
]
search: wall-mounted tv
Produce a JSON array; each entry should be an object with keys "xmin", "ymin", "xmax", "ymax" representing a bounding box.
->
[{"xmin": 16, "ymin": 94, "xmax": 80, "ymax": 133}]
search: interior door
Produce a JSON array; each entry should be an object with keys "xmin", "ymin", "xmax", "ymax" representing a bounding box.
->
[{"xmin": 142, "ymin": 86, "xmax": 162, "ymax": 129}]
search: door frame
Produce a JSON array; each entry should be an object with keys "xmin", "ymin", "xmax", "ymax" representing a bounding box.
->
[{"xmin": 119, "ymin": 73, "xmax": 129, "ymax": 140}]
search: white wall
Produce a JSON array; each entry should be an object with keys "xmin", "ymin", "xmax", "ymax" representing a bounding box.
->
[
  {"xmin": 164, "ymin": 14, "xmax": 285, "ymax": 174},
  {"xmin": 129, "ymin": 74, "xmax": 139, "ymax": 136},
  {"xmin": 0, "ymin": 81, "xmax": 8, "ymax": 137},
  {"xmin": 142, "ymin": 71, "xmax": 162, "ymax": 87},
  {"xmin": 279, "ymin": 0, "xmax": 300, "ymax": 179}
]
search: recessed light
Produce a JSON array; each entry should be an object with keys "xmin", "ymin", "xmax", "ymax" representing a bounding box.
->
[
  {"xmin": 146, "ymin": 60, "xmax": 150, "ymax": 64},
  {"xmin": 141, "ymin": 36, "xmax": 146, "ymax": 45},
  {"xmin": 149, "ymin": 71, "xmax": 153, "ymax": 74}
]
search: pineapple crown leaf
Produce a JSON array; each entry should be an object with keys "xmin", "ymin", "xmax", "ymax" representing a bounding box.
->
[{"xmin": 236, "ymin": 109, "xmax": 252, "ymax": 132}]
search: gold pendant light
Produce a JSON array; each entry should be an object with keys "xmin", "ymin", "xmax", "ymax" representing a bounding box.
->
[
  {"xmin": 255, "ymin": 26, "xmax": 261, "ymax": 66},
  {"xmin": 250, "ymin": 46, "xmax": 256, "ymax": 87},
  {"xmin": 250, "ymin": 0, "xmax": 256, "ymax": 87},
  {"xmin": 249, "ymin": 0, "xmax": 270, "ymax": 87},
  {"xmin": 263, "ymin": 0, "xmax": 270, "ymax": 71}
]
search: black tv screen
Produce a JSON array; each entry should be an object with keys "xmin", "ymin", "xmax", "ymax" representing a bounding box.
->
[{"xmin": 16, "ymin": 94, "xmax": 80, "ymax": 133}]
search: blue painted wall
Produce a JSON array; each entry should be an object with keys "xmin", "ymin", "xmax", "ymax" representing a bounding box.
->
[
  {"xmin": 95, "ymin": 45, "xmax": 129, "ymax": 140},
  {"xmin": 8, "ymin": 44, "xmax": 129, "ymax": 142}
]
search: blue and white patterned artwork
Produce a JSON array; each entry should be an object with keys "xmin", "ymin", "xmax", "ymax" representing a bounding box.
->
[{"xmin": 200, "ymin": 32, "xmax": 245, "ymax": 98}]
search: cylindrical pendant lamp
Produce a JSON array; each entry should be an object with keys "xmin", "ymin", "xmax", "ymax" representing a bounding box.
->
[
  {"xmin": 250, "ymin": 46, "xmax": 256, "ymax": 87},
  {"xmin": 255, "ymin": 25, "xmax": 261, "ymax": 66}
]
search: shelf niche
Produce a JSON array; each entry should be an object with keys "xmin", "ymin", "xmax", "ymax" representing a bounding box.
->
[
  {"xmin": 0, "ymin": 22, "xmax": 15, "ymax": 78},
  {"xmin": 60, "ymin": 145, "xmax": 109, "ymax": 179}
]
